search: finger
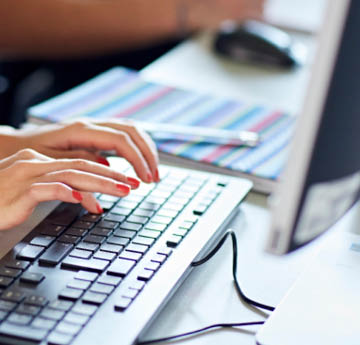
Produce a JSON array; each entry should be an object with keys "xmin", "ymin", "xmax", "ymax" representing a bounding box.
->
[
  {"xmin": 0, "ymin": 148, "xmax": 51, "ymax": 170},
  {"xmin": 38, "ymin": 169, "xmax": 132, "ymax": 197},
  {"xmin": 80, "ymin": 192, "xmax": 103, "ymax": 214},
  {"xmin": 94, "ymin": 120, "xmax": 160, "ymax": 181},
  {"xmin": 15, "ymin": 158, "xmax": 140, "ymax": 189}
]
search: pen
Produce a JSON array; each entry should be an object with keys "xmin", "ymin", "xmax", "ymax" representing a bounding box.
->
[{"xmin": 134, "ymin": 121, "xmax": 260, "ymax": 147}]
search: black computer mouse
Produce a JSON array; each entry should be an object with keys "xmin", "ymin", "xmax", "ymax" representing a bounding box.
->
[{"xmin": 214, "ymin": 20, "xmax": 305, "ymax": 68}]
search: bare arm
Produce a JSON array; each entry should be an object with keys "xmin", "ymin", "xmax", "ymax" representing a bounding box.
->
[{"xmin": 0, "ymin": 0, "xmax": 263, "ymax": 58}]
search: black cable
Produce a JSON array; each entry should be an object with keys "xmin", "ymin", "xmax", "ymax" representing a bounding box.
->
[
  {"xmin": 136, "ymin": 229, "xmax": 274, "ymax": 345},
  {"xmin": 192, "ymin": 229, "xmax": 275, "ymax": 312},
  {"xmin": 137, "ymin": 321, "xmax": 264, "ymax": 345}
]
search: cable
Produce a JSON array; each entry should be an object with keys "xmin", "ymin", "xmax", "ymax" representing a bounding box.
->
[
  {"xmin": 136, "ymin": 229, "xmax": 275, "ymax": 345},
  {"xmin": 136, "ymin": 321, "xmax": 264, "ymax": 345},
  {"xmin": 192, "ymin": 229, "xmax": 275, "ymax": 312}
]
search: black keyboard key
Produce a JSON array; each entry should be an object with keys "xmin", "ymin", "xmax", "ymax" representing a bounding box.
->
[
  {"xmin": 0, "ymin": 267, "xmax": 21, "ymax": 279},
  {"xmin": 0, "ymin": 322, "xmax": 48, "ymax": 343},
  {"xmin": 82, "ymin": 291, "xmax": 107, "ymax": 305},
  {"xmin": 17, "ymin": 245, "xmax": 45, "ymax": 261},
  {"xmin": 57, "ymin": 234, "xmax": 80, "ymax": 245},
  {"xmin": 65, "ymin": 227, "xmax": 88, "ymax": 237},
  {"xmin": 30, "ymin": 235, "xmax": 55, "ymax": 247},
  {"xmin": 97, "ymin": 220, "xmax": 118, "ymax": 229},
  {"xmin": 5, "ymin": 260, "xmax": 30, "ymax": 271},
  {"xmin": 67, "ymin": 279, "xmax": 91, "ymax": 291},
  {"xmin": 2, "ymin": 290, "xmax": 25, "ymax": 303},
  {"xmin": 37, "ymin": 223, "xmax": 66, "ymax": 237},
  {"xmin": 80, "ymin": 213, "xmax": 102, "ymax": 223},
  {"xmin": 19, "ymin": 272, "xmax": 45, "ymax": 284},
  {"xmin": 39, "ymin": 242, "xmax": 73, "ymax": 266},
  {"xmin": 71, "ymin": 220, "xmax": 94, "ymax": 230},
  {"xmin": 24, "ymin": 295, "xmax": 48, "ymax": 307},
  {"xmin": 46, "ymin": 203, "xmax": 82, "ymax": 226},
  {"xmin": 47, "ymin": 331, "xmax": 73, "ymax": 345},
  {"xmin": 90, "ymin": 227, "xmax": 113, "ymax": 237},
  {"xmin": 58, "ymin": 288, "xmax": 83, "ymax": 301},
  {"xmin": 83, "ymin": 234, "xmax": 105, "ymax": 245},
  {"xmin": 61, "ymin": 257, "xmax": 109, "ymax": 273},
  {"xmin": 0, "ymin": 276, "xmax": 13, "ymax": 289},
  {"xmin": 107, "ymin": 259, "xmax": 135, "ymax": 277}
]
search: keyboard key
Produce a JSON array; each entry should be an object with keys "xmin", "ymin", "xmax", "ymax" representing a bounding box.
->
[
  {"xmin": 71, "ymin": 220, "xmax": 94, "ymax": 230},
  {"xmin": 57, "ymin": 234, "xmax": 80, "ymax": 245},
  {"xmin": 120, "ymin": 287, "xmax": 138, "ymax": 299},
  {"xmin": 65, "ymin": 227, "xmax": 88, "ymax": 237},
  {"xmin": 179, "ymin": 221, "xmax": 194, "ymax": 230},
  {"xmin": 48, "ymin": 300, "xmax": 74, "ymax": 312},
  {"xmin": 67, "ymin": 279, "xmax": 91, "ymax": 291},
  {"xmin": 100, "ymin": 243, "xmax": 123, "ymax": 254},
  {"xmin": 139, "ymin": 202, "xmax": 160, "ymax": 211},
  {"xmin": 117, "ymin": 200, "xmax": 138, "ymax": 209},
  {"xmin": 114, "ymin": 296, "xmax": 132, "ymax": 311},
  {"xmin": 132, "ymin": 209, "xmax": 155, "ymax": 218},
  {"xmin": 107, "ymin": 259, "xmax": 135, "ymax": 277},
  {"xmin": 24, "ymin": 295, "xmax": 48, "ymax": 307},
  {"xmin": 104, "ymin": 214, "xmax": 126, "ymax": 223},
  {"xmin": 113, "ymin": 229, "xmax": 136, "ymax": 239},
  {"xmin": 172, "ymin": 228, "xmax": 188, "ymax": 237},
  {"xmin": 37, "ymin": 224, "xmax": 66, "ymax": 237},
  {"xmin": 59, "ymin": 288, "xmax": 83, "ymax": 301},
  {"xmin": 47, "ymin": 331, "xmax": 73, "ymax": 345},
  {"xmin": 111, "ymin": 207, "xmax": 132, "ymax": 216},
  {"xmin": 126, "ymin": 243, "xmax": 148, "ymax": 255},
  {"xmin": 46, "ymin": 203, "xmax": 82, "ymax": 226},
  {"xmin": 17, "ymin": 244, "xmax": 45, "ymax": 261},
  {"xmin": 137, "ymin": 269, "xmax": 154, "ymax": 282},
  {"xmin": 107, "ymin": 236, "xmax": 129, "ymax": 247},
  {"xmin": 31, "ymin": 317, "xmax": 56, "ymax": 330},
  {"xmin": 151, "ymin": 216, "xmax": 173, "ymax": 225},
  {"xmin": 98, "ymin": 200, "xmax": 114, "ymax": 210},
  {"xmin": 126, "ymin": 215, "xmax": 148, "ymax": 225},
  {"xmin": 80, "ymin": 213, "xmax": 102, "ymax": 223},
  {"xmin": 93, "ymin": 251, "xmax": 116, "ymax": 262},
  {"xmin": 75, "ymin": 271, "xmax": 98, "ymax": 282},
  {"xmin": 96, "ymin": 275, "xmax": 122, "ymax": 287},
  {"xmin": 63, "ymin": 312, "xmax": 89, "ymax": 326},
  {"xmin": 40, "ymin": 308, "xmax": 65, "ymax": 321},
  {"xmin": 139, "ymin": 229, "xmax": 161, "ymax": 240},
  {"xmin": 7, "ymin": 312, "xmax": 32, "ymax": 325},
  {"xmin": 145, "ymin": 222, "xmax": 167, "ymax": 232},
  {"xmin": 0, "ymin": 300, "xmax": 17, "ymax": 312},
  {"xmin": 61, "ymin": 257, "xmax": 109, "ymax": 273},
  {"xmin": 120, "ymin": 222, "xmax": 142, "ymax": 232},
  {"xmin": 19, "ymin": 272, "xmax": 45, "ymax": 284},
  {"xmin": 144, "ymin": 261, "xmax": 161, "ymax": 272},
  {"xmin": 30, "ymin": 235, "xmax": 55, "ymax": 247},
  {"xmin": 89, "ymin": 283, "xmax": 114, "ymax": 295},
  {"xmin": 69, "ymin": 248, "xmax": 92, "ymax": 260},
  {"xmin": 0, "ymin": 322, "xmax": 48, "ymax": 343},
  {"xmin": 127, "ymin": 279, "xmax": 145, "ymax": 291},
  {"xmin": 132, "ymin": 236, "xmax": 154, "ymax": 247},
  {"xmin": 83, "ymin": 234, "xmax": 105, "ymax": 245},
  {"xmin": 2, "ymin": 290, "xmax": 25, "ymax": 303},
  {"xmin": 157, "ymin": 247, "xmax": 173, "ymax": 257},
  {"xmin": 71, "ymin": 304, "xmax": 97, "ymax": 316},
  {"xmin": 98, "ymin": 194, "xmax": 119, "ymax": 203},
  {"xmin": 16, "ymin": 304, "xmax": 41, "ymax": 316},
  {"xmin": 5, "ymin": 260, "xmax": 30, "ymax": 271},
  {"xmin": 157, "ymin": 209, "xmax": 178, "ymax": 218},
  {"xmin": 90, "ymin": 227, "xmax": 113, "ymax": 237},
  {"xmin": 0, "ymin": 267, "xmax": 21, "ymax": 279},
  {"xmin": 166, "ymin": 234, "xmax": 182, "ymax": 248},
  {"xmin": 97, "ymin": 220, "xmax": 118, "ymax": 229},
  {"xmin": 82, "ymin": 291, "xmax": 107, "ymax": 306},
  {"xmin": 119, "ymin": 251, "xmax": 142, "ymax": 262},
  {"xmin": 76, "ymin": 242, "xmax": 99, "ymax": 252},
  {"xmin": 55, "ymin": 321, "xmax": 82, "ymax": 336},
  {"xmin": 193, "ymin": 204, "xmax": 207, "ymax": 216},
  {"xmin": 39, "ymin": 242, "xmax": 73, "ymax": 266},
  {"xmin": 0, "ymin": 276, "xmax": 14, "ymax": 289},
  {"xmin": 162, "ymin": 201, "xmax": 184, "ymax": 212}
]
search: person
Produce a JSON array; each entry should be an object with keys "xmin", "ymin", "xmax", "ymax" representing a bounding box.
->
[
  {"xmin": 0, "ymin": 0, "xmax": 264, "ymax": 127},
  {"xmin": 0, "ymin": 119, "xmax": 159, "ymax": 231}
]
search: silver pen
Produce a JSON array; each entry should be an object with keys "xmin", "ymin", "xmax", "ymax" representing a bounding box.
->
[{"xmin": 134, "ymin": 121, "xmax": 260, "ymax": 147}]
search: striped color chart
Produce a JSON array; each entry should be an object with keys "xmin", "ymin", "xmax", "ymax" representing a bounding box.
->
[{"xmin": 29, "ymin": 67, "xmax": 294, "ymax": 182}]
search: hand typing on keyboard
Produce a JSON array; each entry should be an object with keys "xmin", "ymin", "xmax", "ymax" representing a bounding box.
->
[{"xmin": 0, "ymin": 120, "xmax": 160, "ymax": 230}]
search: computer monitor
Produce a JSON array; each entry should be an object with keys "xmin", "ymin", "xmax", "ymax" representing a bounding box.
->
[{"xmin": 265, "ymin": 0, "xmax": 360, "ymax": 255}]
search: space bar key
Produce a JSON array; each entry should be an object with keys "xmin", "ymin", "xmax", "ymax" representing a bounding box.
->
[
  {"xmin": 61, "ymin": 257, "xmax": 109, "ymax": 273},
  {"xmin": 0, "ymin": 322, "xmax": 47, "ymax": 343}
]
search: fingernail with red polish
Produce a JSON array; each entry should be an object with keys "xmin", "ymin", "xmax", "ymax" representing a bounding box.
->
[
  {"xmin": 96, "ymin": 157, "xmax": 110, "ymax": 166},
  {"xmin": 72, "ymin": 191, "xmax": 83, "ymax": 201},
  {"xmin": 127, "ymin": 177, "xmax": 140, "ymax": 189},
  {"xmin": 154, "ymin": 169, "xmax": 160, "ymax": 182},
  {"xmin": 116, "ymin": 184, "xmax": 131, "ymax": 194},
  {"xmin": 96, "ymin": 203, "xmax": 104, "ymax": 214},
  {"xmin": 147, "ymin": 172, "xmax": 153, "ymax": 183}
]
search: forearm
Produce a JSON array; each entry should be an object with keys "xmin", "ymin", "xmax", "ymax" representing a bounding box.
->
[
  {"xmin": 0, "ymin": 127, "xmax": 22, "ymax": 159},
  {"xmin": 0, "ymin": 0, "xmax": 180, "ymax": 59}
]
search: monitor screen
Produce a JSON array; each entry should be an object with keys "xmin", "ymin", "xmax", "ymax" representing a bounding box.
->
[{"xmin": 266, "ymin": 0, "xmax": 360, "ymax": 254}]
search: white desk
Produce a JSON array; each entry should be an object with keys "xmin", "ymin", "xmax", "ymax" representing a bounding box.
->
[{"xmin": 137, "ymin": 31, "xmax": 323, "ymax": 344}]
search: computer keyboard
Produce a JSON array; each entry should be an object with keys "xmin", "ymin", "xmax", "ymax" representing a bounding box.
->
[{"xmin": 0, "ymin": 160, "xmax": 252, "ymax": 345}]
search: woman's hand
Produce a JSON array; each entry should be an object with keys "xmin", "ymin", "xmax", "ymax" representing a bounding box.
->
[
  {"xmin": 0, "ymin": 148, "xmax": 141, "ymax": 230},
  {"xmin": 1, "ymin": 119, "xmax": 159, "ymax": 183}
]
